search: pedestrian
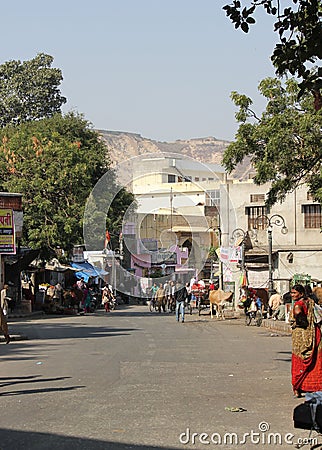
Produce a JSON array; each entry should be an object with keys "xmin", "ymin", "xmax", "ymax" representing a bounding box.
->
[
  {"xmin": 304, "ymin": 285, "xmax": 319, "ymax": 304},
  {"xmin": 175, "ymin": 280, "xmax": 188, "ymax": 323},
  {"xmin": 290, "ymin": 284, "xmax": 322, "ymax": 398},
  {"xmin": 271, "ymin": 300, "xmax": 286, "ymax": 321},
  {"xmin": 168, "ymin": 281, "xmax": 175, "ymax": 312},
  {"xmin": 0, "ymin": 284, "xmax": 10, "ymax": 344},
  {"xmin": 77, "ymin": 277, "xmax": 85, "ymax": 291},
  {"xmin": 101, "ymin": 287, "xmax": 110, "ymax": 312},
  {"xmin": 268, "ymin": 290, "xmax": 282, "ymax": 318},
  {"xmin": 185, "ymin": 282, "xmax": 192, "ymax": 302},
  {"xmin": 155, "ymin": 283, "xmax": 166, "ymax": 313},
  {"xmin": 83, "ymin": 285, "xmax": 92, "ymax": 314}
]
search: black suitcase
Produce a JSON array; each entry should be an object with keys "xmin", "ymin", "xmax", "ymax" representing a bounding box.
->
[{"xmin": 293, "ymin": 402, "xmax": 322, "ymax": 431}]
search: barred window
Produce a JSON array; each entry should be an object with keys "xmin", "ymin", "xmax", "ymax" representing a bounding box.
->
[
  {"xmin": 250, "ymin": 194, "xmax": 265, "ymax": 203},
  {"xmin": 302, "ymin": 204, "xmax": 322, "ymax": 228},
  {"xmin": 206, "ymin": 190, "xmax": 220, "ymax": 207},
  {"xmin": 245, "ymin": 206, "xmax": 268, "ymax": 230},
  {"xmin": 167, "ymin": 174, "xmax": 176, "ymax": 183}
]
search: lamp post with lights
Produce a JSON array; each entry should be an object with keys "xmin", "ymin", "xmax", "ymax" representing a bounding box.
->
[
  {"xmin": 230, "ymin": 228, "xmax": 248, "ymax": 278},
  {"xmin": 254, "ymin": 214, "xmax": 288, "ymax": 298}
]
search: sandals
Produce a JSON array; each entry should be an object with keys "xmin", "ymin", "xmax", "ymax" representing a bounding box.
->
[{"xmin": 293, "ymin": 390, "xmax": 302, "ymax": 398}]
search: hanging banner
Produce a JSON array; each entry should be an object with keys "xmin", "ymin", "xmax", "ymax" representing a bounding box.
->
[
  {"xmin": 219, "ymin": 247, "xmax": 229, "ymax": 262},
  {"xmin": 229, "ymin": 246, "xmax": 242, "ymax": 263},
  {"xmin": 0, "ymin": 209, "xmax": 15, "ymax": 254},
  {"xmin": 219, "ymin": 246, "xmax": 241, "ymax": 263}
]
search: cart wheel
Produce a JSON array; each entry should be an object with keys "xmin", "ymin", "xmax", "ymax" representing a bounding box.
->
[
  {"xmin": 256, "ymin": 315, "xmax": 263, "ymax": 327},
  {"xmin": 245, "ymin": 314, "xmax": 251, "ymax": 326},
  {"xmin": 149, "ymin": 301, "xmax": 154, "ymax": 312}
]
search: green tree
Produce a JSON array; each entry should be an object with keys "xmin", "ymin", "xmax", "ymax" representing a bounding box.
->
[
  {"xmin": 222, "ymin": 77, "xmax": 322, "ymax": 206},
  {"xmin": 223, "ymin": 0, "xmax": 322, "ymax": 109},
  {"xmin": 0, "ymin": 53, "xmax": 66, "ymax": 127},
  {"xmin": 0, "ymin": 112, "xmax": 134, "ymax": 260}
]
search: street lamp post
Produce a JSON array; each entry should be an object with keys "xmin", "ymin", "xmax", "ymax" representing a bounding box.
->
[
  {"xmin": 230, "ymin": 228, "xmax": 248, "ymax": 277},
  {"xmin": 213, "ymin": 226, "xmax": 224, "ymax": 290},
  {"xmin": 254, "ymin": 214, "xmax": 288, "ymax": 298}
]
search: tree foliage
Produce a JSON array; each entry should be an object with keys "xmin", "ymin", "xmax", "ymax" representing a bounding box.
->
[
  {"xmin": 222, "ymin": 77, "xmax": 322, "ymax": 206},
  {"xmin": 223, "ymin": 0, "xmax": 322, "ymax": 109},
  {"xmin": 0, "ymin": 113, "xmax": 134, "ymax": 260},
  {"xmin": 0, "ymin": 53, "xmax": 67, "ymax": 128}
]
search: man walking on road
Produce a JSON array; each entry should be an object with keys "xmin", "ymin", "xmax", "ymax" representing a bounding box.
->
[
  {"xmin": 175, "ymin": 280, "xmax": 188, "ymax": 323},
  {"xmin": 0, "ymin": 284, "xmax": 10, "ymax": 344}
]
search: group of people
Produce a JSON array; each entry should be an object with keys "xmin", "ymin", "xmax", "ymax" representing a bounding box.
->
[
  {"xmin": 74, "ymin": 277, "xmax": 97, "ymax": 314},
  {"xmin": 149, "ymin": 281, "xmax": 177, "ymax": 313},
  {"xmin": 149, "ymin": 280, "xmax": 191, "ymax": 322},
  {"xmin": 239, "ymin": 285, "xmax": 263, "ymax": 316}
]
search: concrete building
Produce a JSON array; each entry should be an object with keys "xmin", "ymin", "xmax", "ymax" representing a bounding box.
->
[
  {"xmin": 225, "ymin": 180, "xmax": 322, "ymax": 299},
  {"xmin": 125, "ymin": 153, "xmax": 322, "ymax": 305}
]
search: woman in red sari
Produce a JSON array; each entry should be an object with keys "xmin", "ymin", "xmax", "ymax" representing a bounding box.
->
[{"xmin": 291, "ymin": 284, "xmax": 322, "ymax": 397}]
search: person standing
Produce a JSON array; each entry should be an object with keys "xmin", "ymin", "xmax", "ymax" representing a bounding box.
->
[
  {"xmin": 268, "ymin": 290, "xmax": 282, "ymax": 318},
  {"xmin": 101, "ymin": 287, "xmax": 110, "ymax": 312},
  {"xmin": 0, "ymin": 284, "xmax": 10, "ymax": 344},
  {"xmin": 83, "ymin": 285, "xmax": 92, "ymax": 314},
  {"xmin": 155, "ymin": 283, "xmax": 166, "ymax": 313},
  {"xmin": 175, "ymin": 280, "xmax": 188, "ymax": 323},
  {"xmin": 290, "ymin": 284, "xmax": 322, "ymax": 398}
]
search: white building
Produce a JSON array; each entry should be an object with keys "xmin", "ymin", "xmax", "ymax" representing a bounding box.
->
[{"xmin": 127, "ymin": 153, "xmax": 322, "ymax": 304}]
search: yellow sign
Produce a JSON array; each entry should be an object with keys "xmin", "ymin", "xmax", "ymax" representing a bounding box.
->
[{"xmin": 0, "ymin": 209, "xmax": 15, "ymax": 254}]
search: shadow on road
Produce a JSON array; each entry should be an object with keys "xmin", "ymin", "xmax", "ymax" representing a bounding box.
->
[
  {"xmin": 0, "ymin": 374, "xmax": 85, "ymax": 397},
  {"xmin": 8, "ymin": 322, "xmax": 138, "ymax": 340},
  {"xmin": 0, "ymin": 375, "xmax": 71, "ymax": 388},
  {"xmin": 0, "ymin": 428, "xmax": 180, "ymax": 450}
]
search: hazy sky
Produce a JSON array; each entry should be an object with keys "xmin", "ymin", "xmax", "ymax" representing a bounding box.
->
[{"xmin": 2, "ymin": 0, "xmax": 277, "ymax": 142}]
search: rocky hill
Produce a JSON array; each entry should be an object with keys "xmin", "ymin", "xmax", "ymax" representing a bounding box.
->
[{"xmin": 98, "ymin": 130, "xmax": 254, "ymax": 183}]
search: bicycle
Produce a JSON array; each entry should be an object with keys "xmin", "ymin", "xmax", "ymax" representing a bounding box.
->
[{"xmin": 245, "ymin": 309, "xmax": 262, "ymax": 327}]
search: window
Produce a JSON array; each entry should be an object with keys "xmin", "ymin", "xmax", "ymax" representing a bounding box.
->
[
  {"xmin": 250, "ymin": 194, "xmax": 265, "ymax": 203},
  {"xmin": 206, "ymin": 190, "xmax": 220, "ymax": 207},
  {"xmin": 194, "ymin": 177, "xmax": 200, "ymax": 181},
  {"xmin": 302, "ymin": 204, "xmax": 322, "ymax": 228},
  {"xmin": 245, "ymin": 206, "xmax": 268, "ymax": 229},
  {"xmin": 167, "ymin": 174, "xmax": 176, "ymax": 183}
]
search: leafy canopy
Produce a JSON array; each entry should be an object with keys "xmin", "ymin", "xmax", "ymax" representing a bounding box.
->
[
  {"xmin": 223, "ymin": 0, "xmax": 322, "ymax": 109},
  {"xmin": 0, "ymin": 53, "xmax": 66, "ymax": 127},
  {"xmin": 0, "ymin": 113, "xmax": 134, "ymax": 260},
  {"xmin": 222, "ymin": 77, "xmax": 322, "ymax": 206}
]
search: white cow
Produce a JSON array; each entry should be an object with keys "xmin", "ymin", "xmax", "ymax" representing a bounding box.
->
[{"xmin": 209, "ymin": 289, "xmax": 234, "ymax": 320}]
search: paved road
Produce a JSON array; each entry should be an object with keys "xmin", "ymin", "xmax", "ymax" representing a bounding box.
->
[{"xmin": 0, "ymin": 305, "xmax": 315, "ymax": 449}]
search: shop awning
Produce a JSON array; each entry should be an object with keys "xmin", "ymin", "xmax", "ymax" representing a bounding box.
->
[{"xmin": 70, "ymin": 262, "xmax": 109, "ymax": 282}]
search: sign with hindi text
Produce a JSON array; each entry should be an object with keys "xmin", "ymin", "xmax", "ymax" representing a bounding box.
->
[{"xmin": 0, "ymin": 209, "xmax": 15, "ymax": 254}]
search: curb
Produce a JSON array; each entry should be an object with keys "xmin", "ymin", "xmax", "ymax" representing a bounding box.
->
[
  {"xmin": 8, "ymin": 311, "xmax": 45, "ymax": 320},
  {"xmin": 262, "ymin": 318, "xmax": 292, "ymax": 334}
]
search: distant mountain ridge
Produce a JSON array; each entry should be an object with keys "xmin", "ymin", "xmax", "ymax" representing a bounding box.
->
[{"xmin": 98, "ymin": 130, "xmax": 254, "ymax": 182}]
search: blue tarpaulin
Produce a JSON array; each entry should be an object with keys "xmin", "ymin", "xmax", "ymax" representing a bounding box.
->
[{"xmin": 71, "ymin": 262, "xmax": 108, "ymax": 283}]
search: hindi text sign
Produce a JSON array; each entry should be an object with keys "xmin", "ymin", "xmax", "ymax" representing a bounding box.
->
[{"xmin": 0, "ymin": 209, "xmax": 15, "ymax": 254}]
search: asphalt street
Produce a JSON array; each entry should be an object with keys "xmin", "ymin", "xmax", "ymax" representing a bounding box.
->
[{"xmin": 0, "ymin": 305, "xmax": 317, "ymax": 450}]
